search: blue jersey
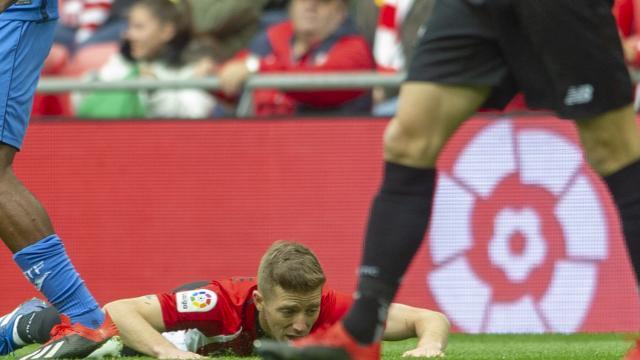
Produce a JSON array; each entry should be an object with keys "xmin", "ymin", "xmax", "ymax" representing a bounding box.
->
[{"xmin": 0, "ymin": 0, "xmax": 58, "ymax": 21}]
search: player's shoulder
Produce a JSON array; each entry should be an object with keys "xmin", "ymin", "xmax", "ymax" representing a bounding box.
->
[
  {"xmin": 321, "ymin": 287, "xmax": 337, "ymax": 300},
  {"xmin": 311, "ymin": 291, "xmax": 350, "ymax": 332},
  {"xmin": 321, "ymin": 288, "xmax": 351, "ymax": 308},
  {"xmin": 213, "ymin": 277, "xmax": 258, "ymax": 302},
  {"xmin": 160, "ymin": 278, "xmax": 256, "ymax": 316},
  {"xmin": 315, "ymin": 287, "xmax": 352, "ymax": 328},
  {"xmin": 168, "ymin": 277, "xmax": 256, "ymax": 301},
  {"xmin": 217, "ymin": 276, "xmax": 257, "ymax": 289}
]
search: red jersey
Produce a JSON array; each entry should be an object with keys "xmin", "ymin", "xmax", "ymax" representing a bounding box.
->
[{"xmin": 156, "ymin": 277, "xmax": 352, "ymax": 356}]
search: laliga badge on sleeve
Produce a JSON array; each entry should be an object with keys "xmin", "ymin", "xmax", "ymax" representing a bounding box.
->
[{"xmin": 177, "ymin": 289, "xmax": 218, "ymax": 313}]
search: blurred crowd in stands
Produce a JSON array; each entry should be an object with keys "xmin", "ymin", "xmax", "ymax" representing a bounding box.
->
[{"xmin": 32, "ymin": 0, "xmax": 640, "ymax": 119}]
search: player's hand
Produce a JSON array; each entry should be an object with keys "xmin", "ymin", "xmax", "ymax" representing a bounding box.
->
[
  {"xmin": 158, "ymin": 349, "xmax": 204, "ymax": 359},
  {"xmin": 402, "ymin": 345, "xmax": 445, "ymax": 358},
  {"xmin": 0, "ymin": 0, "xmax": 17, "ymax": 13}
]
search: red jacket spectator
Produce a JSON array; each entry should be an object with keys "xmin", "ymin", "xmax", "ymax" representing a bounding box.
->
[
  {"xmin": 219, "ymin": 0, "xmax": 375, "ymax": 117},
  {"xmin": 251, "ymin": 20, "xmax": 374, "ymax": 115}
]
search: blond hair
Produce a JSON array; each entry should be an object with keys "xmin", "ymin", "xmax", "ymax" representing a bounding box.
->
[{"xmin": 257, "ymin": 241, "xmax": 326, "ymax": 298}]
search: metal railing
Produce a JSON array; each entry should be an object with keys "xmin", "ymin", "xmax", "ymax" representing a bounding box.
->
[
  {"xmin": 37, "ymin": 72, "xmax": 405, "ymax": 118},
  {"xmin": 36, "ymin": 70, "xmax": 640, "ymax": 117}
]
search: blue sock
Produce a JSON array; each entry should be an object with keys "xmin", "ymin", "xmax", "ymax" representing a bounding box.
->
[{"xmin": 13, "ymin": 235, "xmax": 104, "ymax": 329}]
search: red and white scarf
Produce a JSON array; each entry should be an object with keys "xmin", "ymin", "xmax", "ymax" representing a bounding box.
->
[{"xmin": 374, "ymin": 0, "xmax": 414, "ymax": 72}]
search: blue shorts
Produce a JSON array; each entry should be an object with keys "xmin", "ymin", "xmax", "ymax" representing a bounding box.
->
[{"xmin": 0, "ymin": 19, "xmax": 56, "ymax": 150}]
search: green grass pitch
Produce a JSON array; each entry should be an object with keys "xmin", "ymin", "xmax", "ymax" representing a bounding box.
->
[{"xmin": 6, "ymin": 333, "xmax": 635, "ymax": 359}]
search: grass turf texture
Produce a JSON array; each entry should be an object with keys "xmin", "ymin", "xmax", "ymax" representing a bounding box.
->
[{"xmin": 6, "ymin": 333, "xmax": 635, "ymax": 359}]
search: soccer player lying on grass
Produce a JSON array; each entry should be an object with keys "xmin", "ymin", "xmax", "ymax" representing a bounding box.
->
[{"xmin": 4, "ymin": 241, "xmax": 450, "ymax": 359}]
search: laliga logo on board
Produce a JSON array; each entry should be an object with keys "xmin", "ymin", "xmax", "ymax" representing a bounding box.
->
[{"xmin": 427, "ymin": 120, "xmax": 609, "ymax": 333}]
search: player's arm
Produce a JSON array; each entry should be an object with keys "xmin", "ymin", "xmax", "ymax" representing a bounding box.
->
[
  {"xmin": 383, "ymin": 303, "xmax": 450, "ymax": 358},
  {"xmin": 0, "ymin": 0, "xmax": 17, "ymax": 13},
  {"xmin": 103, "ymin": 296, "xmax": 203, "ymax": 359}
]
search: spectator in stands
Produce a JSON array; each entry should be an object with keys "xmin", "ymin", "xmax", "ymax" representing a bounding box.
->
[
  {"xmin": 187, "ymin": 0, "xmax": 269, "ymax": 65},
  {"xmin": 34, "ymin": 0, "xmax": 136, "ymax": 117},
  {"xmin": 73, "ymin": 0, "xmax": 215, "ymax": 119},
  {"xmin": 218, "ymin": 0, "xmax": 375, "ymax": 117},
  {"xmin": 55, "ymin": 0, "xmax": 132, "ymax": 53}
]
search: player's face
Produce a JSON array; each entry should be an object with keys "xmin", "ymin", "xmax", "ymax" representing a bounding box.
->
[
  {"xmin": 290, "ymin": 0, "xmax": 345, "ymax": 39},
  {"xmin": 124, "ymin": 5, "xmax": 176, "ymax": 61},
  {"xmin": 254, "ymin": 286, "xmax": 322, "ymax": 341}
]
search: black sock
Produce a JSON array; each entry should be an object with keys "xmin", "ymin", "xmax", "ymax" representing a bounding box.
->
[
  {"xmin": 16, "ymin": 306, "xmax": 61, "ymax": 344},
  {"xmin": 343, "ymin": 162, "xmax": 436, "ymax": 344},
  {"xmin": 604, "ymin": 159, "xmax": 640, "ymax": 287}
]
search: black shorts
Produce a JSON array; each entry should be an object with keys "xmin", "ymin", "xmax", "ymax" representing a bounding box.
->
[{"xmin": 407, "ymin": 0, "xmax": 633, "ymax": 119}]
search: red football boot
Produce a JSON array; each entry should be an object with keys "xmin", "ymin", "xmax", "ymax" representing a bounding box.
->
[
  {"xmin": 254, "ymin": 321, "xmax": 380, "ymax": 360},
  {"xmin": 625, "ymin": 340, "xmax": 640, "ymax": 360},
  {"xmin": 19, "ymin": 312, "xmax": 118, "ymax": 359}
]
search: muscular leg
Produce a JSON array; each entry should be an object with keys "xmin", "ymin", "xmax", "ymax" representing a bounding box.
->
[
  {"xmin": 2, "ymin": 142, "xmax": 104, "ymax": 329},
  {"xmin": 0, "ymin": 145, "xmax": 54, "ymax": 252},
  {"xmin": 576, "ymin": 104, "xmax": 640, "ymax": 287},
  {"xmin": 342, "ymin": 82, "xmax": 490, "ymax": 343},
  {"xmin": 576, "ymin": 104, "xmax": 640, "ymax": 176},
  {"xmin": 383, "ymin": 83, "xmax": 490, "ymax": 168},
  {"xmin": 0, "ymin": 19, "xmax": 103, "ymax": 330}
]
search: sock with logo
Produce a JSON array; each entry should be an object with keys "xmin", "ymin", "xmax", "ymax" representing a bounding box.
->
[
  {"xmin": 604, "ymin": 159, "xmax": 640, "ymax": 286},
  {"xmin": 13, "ymin": 235, "xmax": 104, "ymax": 329},
  {"xmin": 343, "ymin": 162, "xmax": 436, "ymax": 344},
  {"xmin": 15, "ymin": 306, "xmax": 61, "ymax": 345}
]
